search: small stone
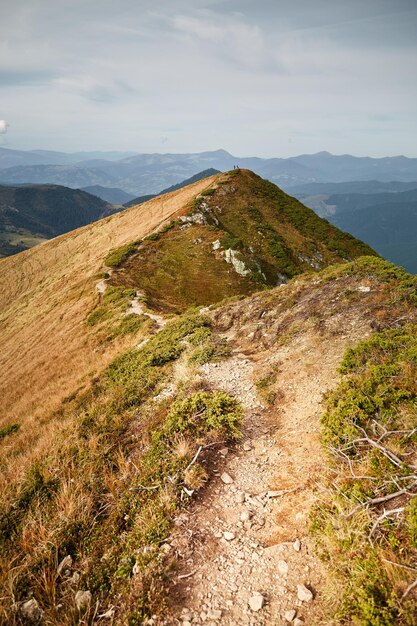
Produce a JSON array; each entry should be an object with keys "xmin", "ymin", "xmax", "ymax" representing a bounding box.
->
[
  {"xmin": 243, "ymin": 441, "xmax": 252, "ymax": 451},
  {"xmin": 284, "ymin": 609, "xmax": 297, "ymax": 622},
  {"xmin": 293, "ymin": 539, "xmax": 301, "ymax": 552},
  {"xmin": 221, "ymin": 472, "xmax": 234, "ymax": 484},
  {"xmin": 160, "ymin": 543, "xmax": 171, "ymax": 554},
  {"xmin": 219, "ymin": 447, "xmax": 229, "ymax": 457},
  {"xmin": 240, "ymin": 510, "xmax": 251, "ymax": 522},
  {"xmin": 207, "ymin": 609, "xmax": 222, "ymax": 620},
  {"xmin": 223, "ymin": 531, "xmax": 235, "ymax": 541},
  {"xmin": 75, "ymin": 590, "xmax": 92, "ymax": 612},
  {"xmin": 236, "ymin": 492, "xmax": 245, "ymax": 504},
  {"xmin": 57, "ymin": 554, "xmax": 72, "ymax": 576},
  {"xmin": 183, "ymin": 622, "xmax": 192, "ymax": 626},
  {"xmin": 294, "ymin": 619, "xmax": 304, "ymax": 626},
  {"xmin": 214, "ymin": 530, "xmax": 223, "ymax": 538},
  {"xmin": 20, "ymin": 599, "xmax": 43, "ymax": 624},
  {"xmin": 277, "ymin": 560, "xmax": 289, "ymax": 576},
  {"xmin": 248, "ymin": 593, "xmax": 265, "ymax": 612},
  {"xmin": 297, "ymin": 584, "xmax": 313, "ymax": 603},
  {"xmin": 70, "ymin": 571, "xmax": 80, "ymax": 584},
  {"xmin": 266, "ymin": 490, "xmax": 284, "ymax": 498},
  {"xmin": 99, "ymin": 608, "xmax": 116, "ymax": 620}
]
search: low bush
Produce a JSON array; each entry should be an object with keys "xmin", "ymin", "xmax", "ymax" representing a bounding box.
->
[
  {"xmin": 0, "ymin": 422, "xmax": 20, "ymax": 440},
  {"xmin": 105, "ymin": 242, "xmax": 140, "ymax": 268},
  {"xmin": 312, "ymin": 321, "xmax": 417, "ymax": 624}
]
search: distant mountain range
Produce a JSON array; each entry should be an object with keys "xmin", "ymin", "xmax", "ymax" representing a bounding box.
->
[
  {"xmin": 291, "ymin": 181, "xmax": 417, "ymax": 273},
  {"xmin": 0, "ymin": 184, "xmax": 117, "ymax": 257},
  {"xmin": 81, "ymin": 185, "xmax": 135, "ymax": 205},
  {"xmin": 123, "ymin": 168, "xmax": 221, "ymax": 207},
  {"xmin": 1, "ymin": 148, "xmax": 417, "ymax": 195}
]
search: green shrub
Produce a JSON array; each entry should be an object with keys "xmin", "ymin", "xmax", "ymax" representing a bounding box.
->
[
  {"xmin": 0, "ymin": 423, "xmax": 20, "ymax": 441},
  {"xmin": 189, "ymin": 345, "xmax": 216, "ymax": 365},
  {"xmin": 313, "ymin": 321, "xmax": 417, "ymax": 624},
  {"xmin": 105, "ymin": 242, "xmax": 139, "ymax": 268},
  {"xmin": 113, "ymin": 314, "xmax": 147, "ymax": 337},
  {"xmin": 86, "ymin": 307, "xmax": 110, "ymax": 326}
]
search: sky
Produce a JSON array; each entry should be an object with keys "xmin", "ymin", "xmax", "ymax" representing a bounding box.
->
[{"xmin": 1, "ymin": 0, "xmax": 417, "ymax": 157}]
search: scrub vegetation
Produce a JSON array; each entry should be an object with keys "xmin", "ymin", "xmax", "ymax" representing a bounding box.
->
[
  {"xmin": 0, "ymin": 311, "xmax": 242, "ymax": 624},
  {"xmin": 311, "ymin": 261, "xmax": 417, "ymax": 625}
]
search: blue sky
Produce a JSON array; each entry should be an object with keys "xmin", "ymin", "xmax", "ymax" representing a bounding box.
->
[{"xmin": 1, "ymin": 0, "xmax": 417, "ymax": 156}]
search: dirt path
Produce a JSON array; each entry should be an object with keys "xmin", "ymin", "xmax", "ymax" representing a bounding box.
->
[
  {"xmin": 95, "ymin": 274, "xmax": 166, "ymax": 339},
  {"xmin": 126, "ymin": 291, "xmax": 166, "ymax": 329},
  {"xmin": 162, "ymin": 322, "xmax": 371, "ymax": 626}
]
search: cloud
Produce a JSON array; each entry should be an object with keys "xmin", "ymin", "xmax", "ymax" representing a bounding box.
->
[
  {"xmin": 54, "ymin": 75, "xmax": 136, "ymax": 103},
  {"xmin": 0, "ymin": 1, "xmax": 416, "ymax": 156},
  {"xmin": 173, "ymin": 12, "xmax": 267, "ymax": 69}
]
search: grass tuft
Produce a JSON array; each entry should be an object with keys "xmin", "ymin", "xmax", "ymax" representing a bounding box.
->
[{"xmin": 0, "ymin": 422, "xmax": 20, "ymax": 441}]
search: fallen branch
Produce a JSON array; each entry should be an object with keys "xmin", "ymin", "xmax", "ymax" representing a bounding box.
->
[
  {"xmin": 345, "ymin": 431, "xmax": 404, "ymax": 468},
  {"xmin": 401, "ymin": 579, "xmax": 417, "ymax": 601},
  {"xmin": 382, "ymin": 558, "xmax": 417, "ymax": 573},
  {"xmin": 328, "ymin": 445, "xmax": 378, "ymax": 480},
  {"xmin": 368, "ymin": 507, "xmax": 404, "ymax": 543},
  {"xmin": 177, "ymin": 567, "xmax": 199, "ymax": 580},
  {"xmin": 342, "ymin": 487, "xmax": 412, "ymax": 519},
  {"xmin": 129, "ymin": 483, "xmax": 160, "ymax": 491}
]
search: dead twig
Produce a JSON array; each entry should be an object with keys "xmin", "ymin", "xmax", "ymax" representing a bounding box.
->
[
  {"xmin": 401, "ymin": 579, "xmax": 417, "ymax": 601},
  {"xmin": 368, "ymin": 507, "xmax": 404, "ymax": 543},
  {"xmin": 342, "ymin": 486, "xmax": 413, "ymax": 519},
  {"xmin": 382, "ymin": 558, "xmax": 417, "ymax": 573},
  {"xmin": 184, "ymin": 445, "xmax": 202, "ymax": 473},
  {"xmin": 129, "ymin": 483, "xmax": 160, "ymax": 491},
  {"xmin": 177, "ymin": 567, "xmax": 199, "ymax": 580},
  {"xmin": 344, "ymin": 429, "xmax": 405, "ymax": 468}
]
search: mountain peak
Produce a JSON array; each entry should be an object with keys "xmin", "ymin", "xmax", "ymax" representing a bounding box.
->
[{"xmin": 109, "ymin": 168, "xmax": 375, "ymax": 312}]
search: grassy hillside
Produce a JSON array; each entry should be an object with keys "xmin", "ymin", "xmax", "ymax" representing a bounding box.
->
[
  {"xmin": 1, "ymin": 254, "xmax": 417, "ymax": 624},
  {"xmin": 0, "ymin": 174, "xmax": 219, "ymax": 429},
  {"xmin": 111, "ymin": 169, "xmax": 376, "ymax": 312},
  {"xmin": 3, "ymin": 170, "xmax": 410, "ymax": 626},
  {"xmin": 0, "ymin": 184, "xmax": 118, "ymax": 258}
]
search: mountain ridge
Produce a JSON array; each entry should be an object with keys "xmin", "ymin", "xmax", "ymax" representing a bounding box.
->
[
  {"xmin": 0, "ymin": 169, "xmax": 416, "ymax": 625},
  {"xmin": 2, "ymin": 148, "xmax": 417, "ymax": 195}
]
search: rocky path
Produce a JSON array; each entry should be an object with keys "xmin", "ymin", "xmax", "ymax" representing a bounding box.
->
[
  {"xmin": 161, "ymin": 324, "xmax": 370, "ymax": 626},
  {"xmin": 95, "ymin": 274, "xmax": 166, "ymax": 336},
  {"xmin": 126, "ymin": 291, "xmax": 166, "ymax": 329}
]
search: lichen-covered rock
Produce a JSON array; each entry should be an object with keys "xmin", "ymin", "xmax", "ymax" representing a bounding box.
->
[
  {"xmin": 223, "ymin": 249, "xmax": 251, "ymax": 276},
  {"xmin": 20, "ymin": 599, "xmax": 43, "ymax": 624},
  {"xmin": 75, "ymin": 590, "xmax": 92, "ymax": 612}
]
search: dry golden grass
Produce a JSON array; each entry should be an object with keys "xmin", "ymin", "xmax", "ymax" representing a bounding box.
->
[{"xmin": 0, "ymin": 174, "xmax": 218, "ymax": 432}]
